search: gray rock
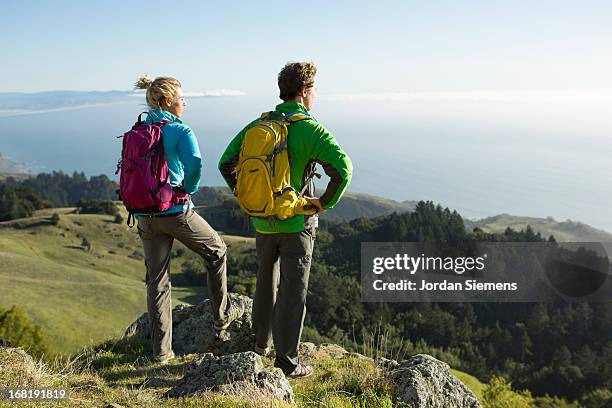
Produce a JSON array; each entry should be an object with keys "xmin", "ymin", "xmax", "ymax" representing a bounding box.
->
[
  {"xmin": 167, "ymin": 351, "xmax": 293, "ymax": 403},
  {"xmin": 0, "ymin": 347, "xmax": 45, "ymax": 386},
  {"xmin": 144, "ymin": 376, "xmax": 168, "ymax": 388},
  {"xmin": 377, "ymin": 356, "xmax": 400, "ymax": 370},
  {"xmin": 0, "ymin": 346, "xmax": 34, "ymax": 365},
  {"xmin": 123, "ymin": 293, "xmax": 254, "ymax": 355},
  {"xmin": 388, "ymin": 354, "xmax": 482, "ymax": 408},
  {"xmin": 298, "ymin": 342, "xmax": 368, "ymax": 361}
]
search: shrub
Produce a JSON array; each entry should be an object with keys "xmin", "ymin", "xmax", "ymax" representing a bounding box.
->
[
  {"xmin": 81, "ymin": 237, "xmax": 92, "ymax": 252},
  {"xmin": 482, "ymin": 377, "xmax": 533, "ymax": 408},
  {"xmin": 128, "ymin": 250, "xmax": 143, "ymax": 260},
  {"xmin": 75, "ymin": 200, "xmax": 118, "ymax": 215},
  {"xmin": 0, "ymin": 305, "xmax": 53, "ymax": 359},
  {"xmin": 181, "ymin": 257, "xmax": 207, "ymax": 285}
]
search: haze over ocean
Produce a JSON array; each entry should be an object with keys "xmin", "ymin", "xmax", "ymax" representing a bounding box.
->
[{"xmin": 2, "ymin": 93, "xmax": 610, "ymax": 232}]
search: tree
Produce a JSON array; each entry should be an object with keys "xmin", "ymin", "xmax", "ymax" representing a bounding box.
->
[
  {"xmin": 0, "ymin": 305, "xmax": 53, "ymax": 358},
  {"xmin": 580, "ymin": 388, "xmax": 612, "ymax": 408},
  {"xmin": 81, "ymin": 237, "xmax": 92, "ymax": 252},
  {"xmin": 76, "ymin": 199, "xmax": 119, "ymax": 215},
  {"xmin": 0, "ymin": 182, "xmax": 48, "ymax": 221},
  {"xmin": 181, "ymin": 257, "xmax": 206, "ymax": 285},
  {"xmin": 50, "ymin": 212, "xmax": 60, "ymax": 225}
]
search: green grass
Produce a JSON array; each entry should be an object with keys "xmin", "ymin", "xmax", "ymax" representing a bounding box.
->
[
  {"xmin": 451, "ymin": 368, "xmax": 485, "ymax": 400},
  {"xmin": 291, "ymin": 357, "xmax": 393, "ymax": 407},
  {"xmin": 0, "ymin": 208, "xmax": 226, "ymax": 356}
]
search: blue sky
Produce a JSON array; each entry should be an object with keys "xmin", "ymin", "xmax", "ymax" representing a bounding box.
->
[{"xmin": 3, "ymin": 0, "xmax": 612, "ymax": 94}]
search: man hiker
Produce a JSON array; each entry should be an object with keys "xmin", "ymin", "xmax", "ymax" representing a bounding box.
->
[{"xmin": 218, "ymin": 62, "xmax": 352, "ymax": 377}]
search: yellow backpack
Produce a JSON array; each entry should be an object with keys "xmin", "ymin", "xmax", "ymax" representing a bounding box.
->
[{"xmin": 235, "ymin": 111, "xmax": 317, "ymax": 220}]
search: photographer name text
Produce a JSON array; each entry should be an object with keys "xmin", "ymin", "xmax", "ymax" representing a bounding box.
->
[{"xmin": 371, "ymin": 253, "xmax": 518, "ymax": 292}]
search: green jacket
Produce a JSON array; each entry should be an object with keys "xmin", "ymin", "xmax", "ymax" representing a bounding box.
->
[{"xmin": 218, "ymin": 101, "xmax": 352, "ymax": 233}]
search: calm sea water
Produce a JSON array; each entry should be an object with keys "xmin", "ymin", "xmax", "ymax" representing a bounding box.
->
[{"xmin": 1, "ymin": 95, "xmax": 610, "ymax": 232}]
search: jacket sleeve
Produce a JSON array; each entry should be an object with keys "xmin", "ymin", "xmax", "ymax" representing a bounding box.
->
[
  {"xmin": 308, "ymin": 122, "xmax": 353, "ymax": 209},
  {"xmin": 176, "ymin": 124, "xmax": 202, "ymax": 195},
  {"xmin": 218, "ymin": 127, "xmax": 247, "ymax": 190}
]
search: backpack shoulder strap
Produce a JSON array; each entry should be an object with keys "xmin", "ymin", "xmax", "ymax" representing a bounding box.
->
[
  {"xmin": 137, "ymin": 111, "xmax": 149, "ymax": 124},
  {"xmin": 260, "ymin": 111, "xmax": 274, "ymax": 120},
  {"xmin": 259, "ymin": 110, "xmax": 315, "ymax": 123},
  {"xmin": 134, "ymin": 112, "xmax": 172, "ymax": 127},
  {"xmin": 283, "ymin": 112, "xmax": 314, "ymax": 123}
]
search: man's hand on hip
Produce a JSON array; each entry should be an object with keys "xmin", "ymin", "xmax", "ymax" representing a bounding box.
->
[{"xmin": 304, "ymin": 196, "xmax": 325, "ymax": 213}]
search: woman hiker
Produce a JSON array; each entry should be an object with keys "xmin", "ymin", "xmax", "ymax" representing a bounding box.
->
[{"xmin": 132, "ymin": 75, "xmax": 243, "ymax": 363}]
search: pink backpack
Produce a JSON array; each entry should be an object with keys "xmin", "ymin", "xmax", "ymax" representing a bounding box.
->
[{"xmin": 116, "ymin": 112, "xmax": 188, "ymax": 226}]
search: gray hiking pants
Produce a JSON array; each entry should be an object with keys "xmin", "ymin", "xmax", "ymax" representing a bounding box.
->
[
  {"xmin": 252, "ymin": 224, "xmax": 316, "ymax": 375},
  {"xmin": 137, "ymin": 209, "xmax": 229, "ymax": 357}
]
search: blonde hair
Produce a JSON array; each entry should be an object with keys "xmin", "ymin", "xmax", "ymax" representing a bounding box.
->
[{"xmin": 134, "ymin": 75, "xmax": 182, "ymax": 110}]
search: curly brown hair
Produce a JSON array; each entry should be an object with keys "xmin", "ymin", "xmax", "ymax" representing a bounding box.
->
[{"xmin": 278, "ymin": 62, "xmax": 317, "ymax": 101}]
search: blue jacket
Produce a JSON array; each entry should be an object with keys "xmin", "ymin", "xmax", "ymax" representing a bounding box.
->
[{"xmin": 143, "ymin": 109, "xmax": 201, "ymax": 214}]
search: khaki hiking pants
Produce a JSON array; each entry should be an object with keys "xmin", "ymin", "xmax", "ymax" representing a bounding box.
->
[
  {"xmin": 137, "ymin": 209, "xmax": 229, "ymax": 357},
  {"xmin": 252, "ymin": 222, "xmax": 316, "ymax": 375}
]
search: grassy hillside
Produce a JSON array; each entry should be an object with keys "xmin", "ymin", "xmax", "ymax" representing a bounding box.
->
[
  {"xmin": 0, "ymin": 173, "xmax": 31, "ymax": 182},
  {"xmin": 451, "ymin": 369, "xmax": 485, "ymax": 401},
  {"xmin": 465, "ymin": 213, "xmax": 612, "ymax": 242},
  {"xmin": 3, "ymin": 203, "xmax": 608, "ymax": 356},
  {"xmin": 322, "ymin": 192, "xmax": 416, "ymax": 221},
  {"xmin": 0, "ymin": 207, "xmax": 252, "ymax": 355},
  {"xmin": 0, "ymin": 155, "xmax": 29, "ymax": 175}
]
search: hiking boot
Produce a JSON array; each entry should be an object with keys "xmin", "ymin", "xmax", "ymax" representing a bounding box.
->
[
  {"xmin": 287, "ymin": 363, "xmax": 313, "ymax": 379},
  {"xmin": 214, "ymin": 302, "xmax": 244, "ymax": 331},
  {"xmin": 254, "ymin": 344, "xmax": 271, "ymax": 357},
  {"xmin": 154, "ymin": 350, "xmax": 175, "ymax": 365}
]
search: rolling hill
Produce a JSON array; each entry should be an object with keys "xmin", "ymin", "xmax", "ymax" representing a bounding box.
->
[
  {"xmin": 320, "ymin": 191, "xmax": 416, "ymax": 221},
  {"xmin": 0, "ymin": 207, "xmax": 251, "ymax": 354},
  {"xmin": 465, "ymin": 213, "xmax": 612, "ymax": 242},
  {"xmin": 192, "ymin": 187, "xmax": 417, "ymax": 222},
  {"xmin": 193, "ymin": 186, "xmax": 612, "ymax": 241},
  {"xmin": 0, "ymin": 154, "xmax": 29, "ymax": 177}
]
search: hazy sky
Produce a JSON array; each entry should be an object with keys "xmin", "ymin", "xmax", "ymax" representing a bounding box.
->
[{"xmin": 3, "ymin": 0, "xmax": 612, "ymax": 94}]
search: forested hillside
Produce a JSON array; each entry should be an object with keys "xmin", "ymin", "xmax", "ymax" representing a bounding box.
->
[{"xmin": 180, "ymin": 201, "xmax": 611, "ymax": 404}]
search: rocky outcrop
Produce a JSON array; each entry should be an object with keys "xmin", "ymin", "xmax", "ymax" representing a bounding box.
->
[
  {"xmin": 123, "ymin": 294, "xmax": 482, "ymax": 406},
  {"xmin": 124, "ymin": 293, "xmax": 254, "ymax": 355},
  {"xmin": 0, "ymin": 347, "xmax": 50, "ymax": 387},
  {"xmin": 124, "ymin": 293, "xmax": 294, "ymax": 402},
  {"xmin": 297, "ymin": 345, "xmax": 481, "ymax": 407},
  {"xmin": 387, "ymin": 354, "xmax": 482, "ymax": 408},
  {"xmin": 167, "ymin": 351, "xmax": 293, "ymax": 403}
]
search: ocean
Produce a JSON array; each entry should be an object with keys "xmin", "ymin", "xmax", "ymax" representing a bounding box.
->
[{"xmin": 1, "ymin": 94, "xmax": 610, "ymax": 232}]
